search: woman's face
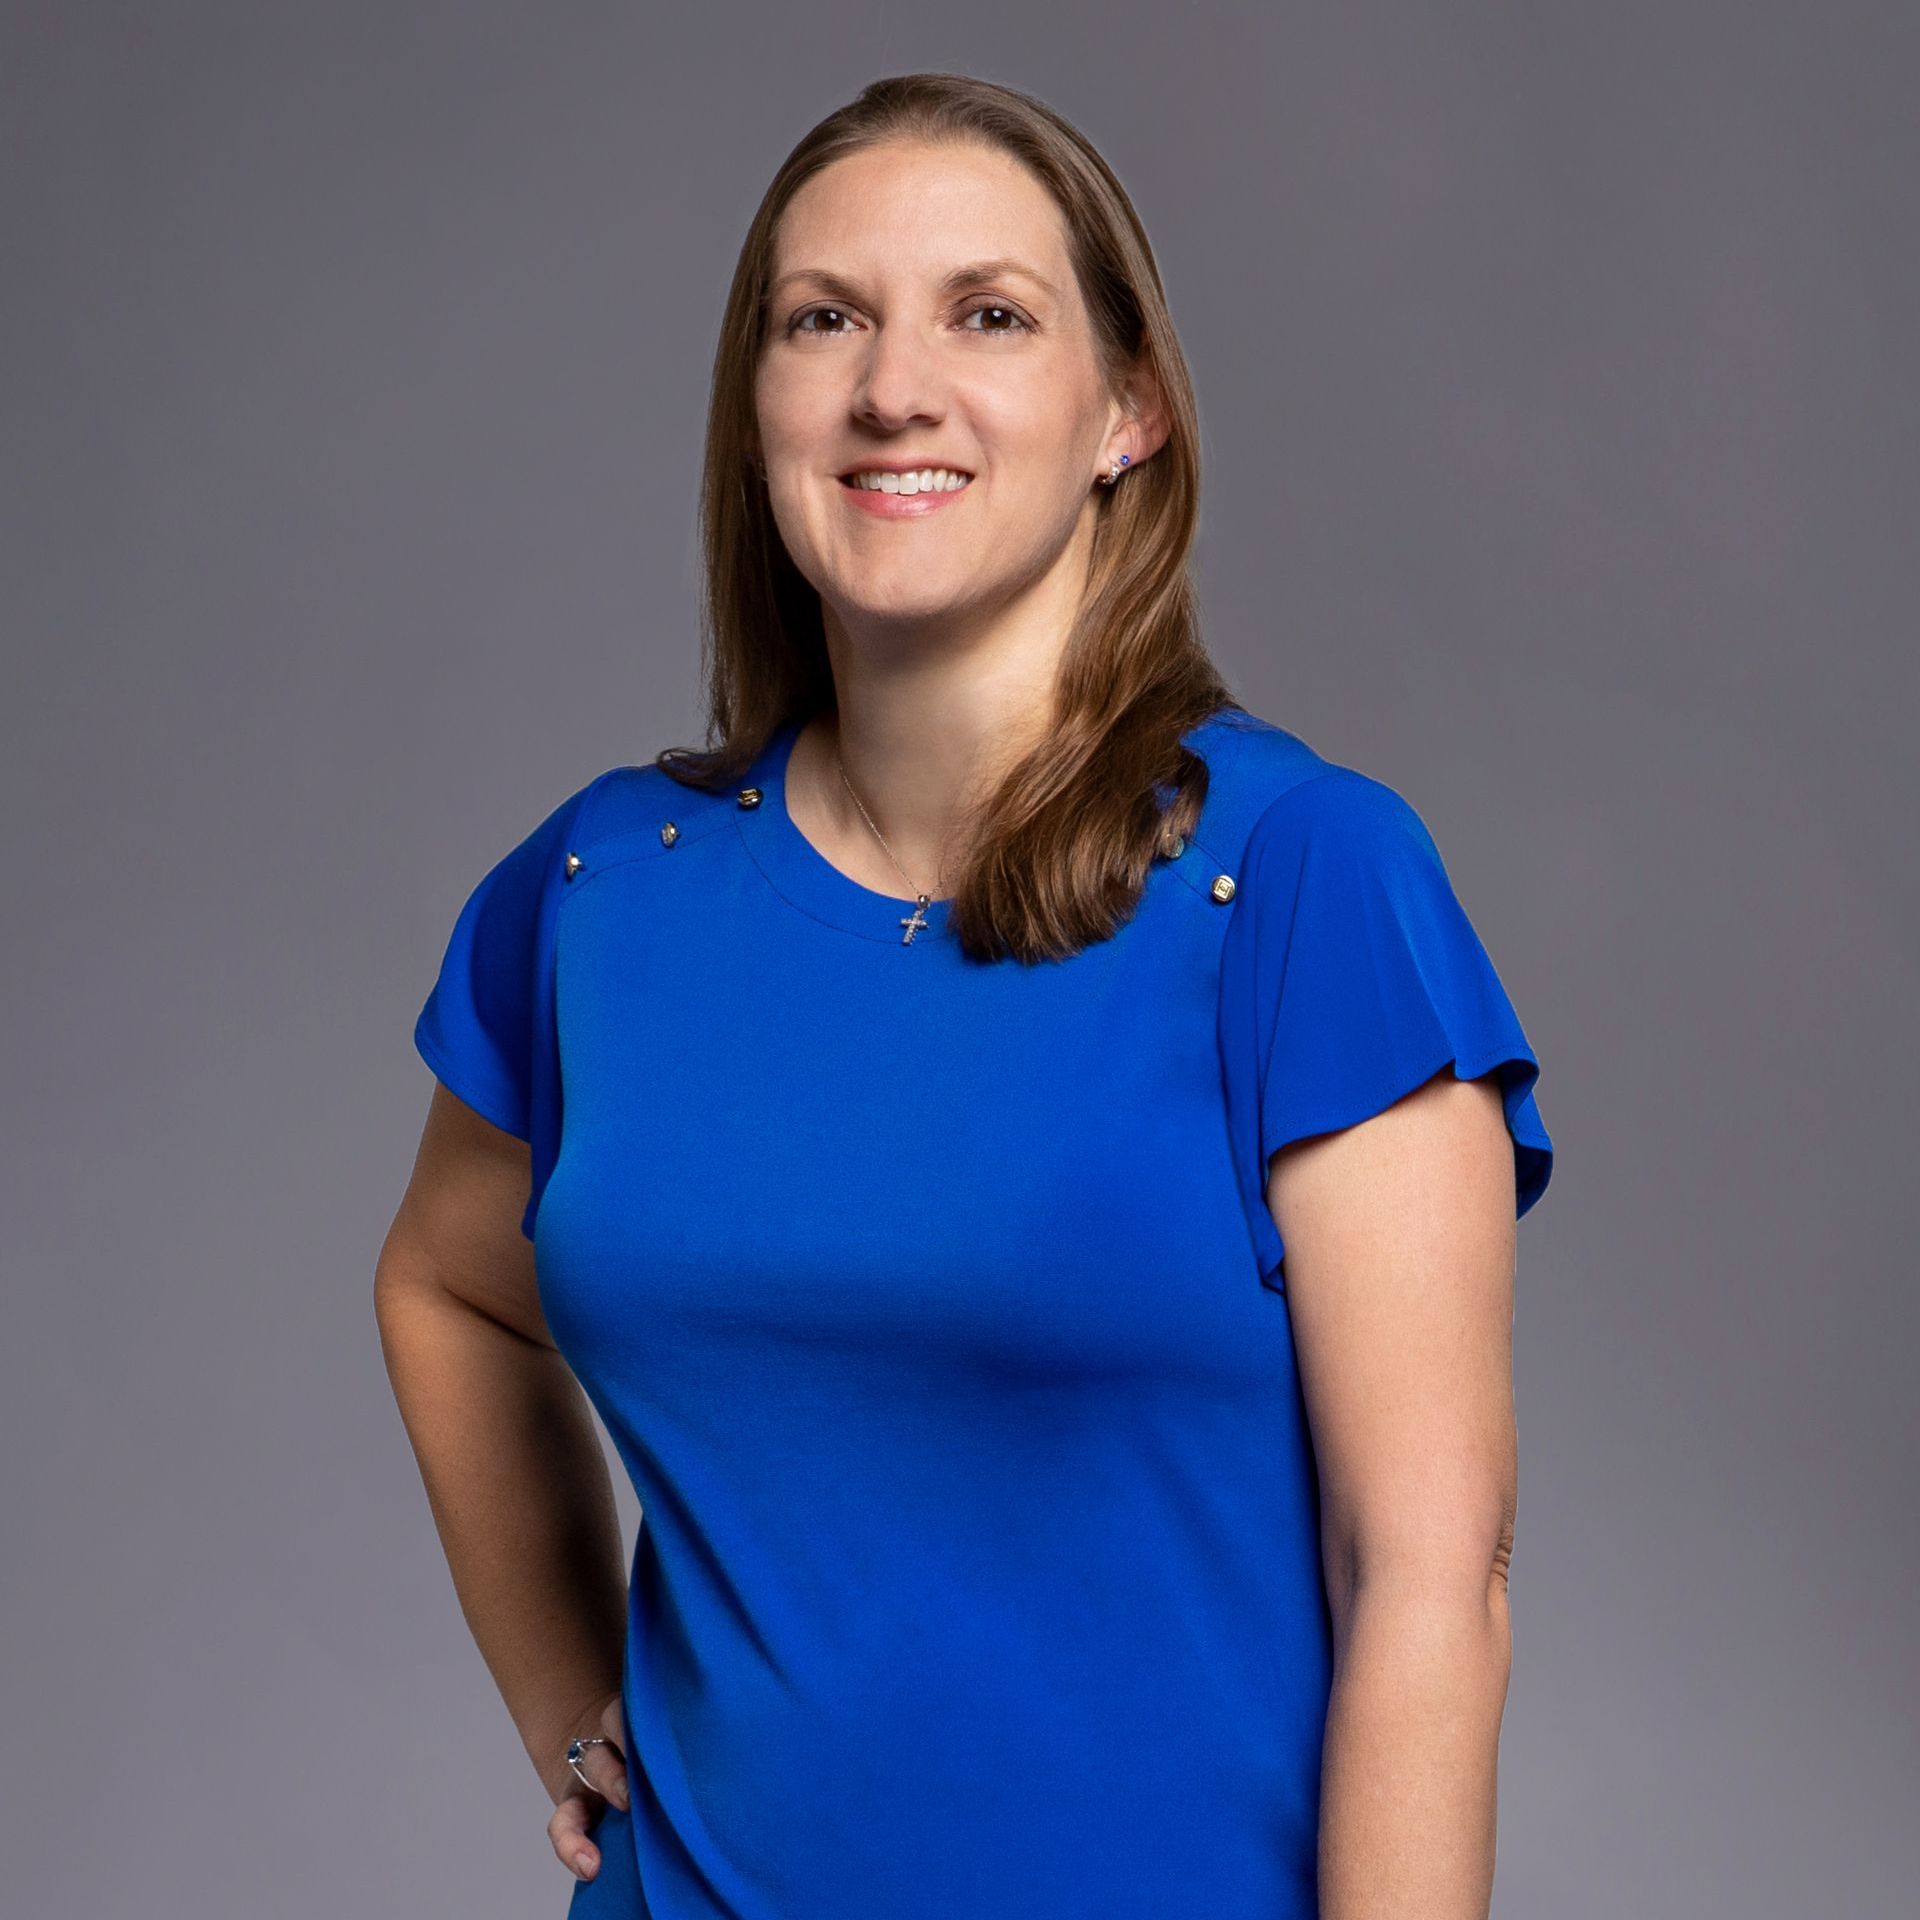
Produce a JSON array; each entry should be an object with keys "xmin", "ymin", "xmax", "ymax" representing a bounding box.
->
[{"xmin": 753, "ymin": 137, "xmax": 1128, "ymax": 635}]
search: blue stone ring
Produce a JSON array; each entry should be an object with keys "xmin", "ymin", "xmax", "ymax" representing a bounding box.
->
[{"xmin": 566, "ymin": 1735, "xmax": 612, "ymax": 1794}]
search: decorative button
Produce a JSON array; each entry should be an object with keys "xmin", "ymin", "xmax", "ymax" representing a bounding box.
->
[
  {"xmin": 1162, "ymin": 833, "xmax": 1186, "ymax": 860},
  {"xmin": 737, "ymin": 786, "xmax": 763, "ymax": 808},
  {"xmin": 660, "ymin": 820, "xmax": 679, "ymax": 846},
  {"xmin": 563, "ymin": 851, "xmax": 584, "ymax": 881},
  {"xmin": 1209, "ymin": 872, "xmax": 1236, "ymax": 903}
]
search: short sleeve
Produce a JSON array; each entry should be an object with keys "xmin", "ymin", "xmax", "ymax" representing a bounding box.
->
[
  {"xmin": 413, "ymin": 773, "xmax": 606, "ymax": 1235},
  {"xmin": 1217, "ymin": 767, "xmax": 1555, "ymax": 1286}
]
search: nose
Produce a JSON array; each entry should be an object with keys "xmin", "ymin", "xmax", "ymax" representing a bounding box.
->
[{"xmin": 852, "ymin": 321, "xmax": 948, "ymax": 433}]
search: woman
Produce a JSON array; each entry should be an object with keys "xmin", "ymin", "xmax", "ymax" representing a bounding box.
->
[{"xmin": 379, "ymin": 72, "xmax": 1555, "ymax": 1919}]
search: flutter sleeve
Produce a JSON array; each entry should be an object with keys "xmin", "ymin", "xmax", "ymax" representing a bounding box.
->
[
  {"xmin": 412, "ymin": 773, "xmax": 605, "ymax": 1238},
  {"xmin": 1216, "ymin": 766, "xmax": 1555, "ymax": 1288}
]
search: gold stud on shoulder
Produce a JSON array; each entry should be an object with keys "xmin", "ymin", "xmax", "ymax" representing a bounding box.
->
[
  {"xmin": 736, "ymin": 786, "xmax": 763, "ymax": 809},
  {"xmin": 1209, "ymin": 872, "xmax": 1236, "ymax": 903},
  {"xmin": 660, "ymin": 820, "xmax": 680, "ymax": 846},
  {"xmin": 563, "ymin": 850, "xmax": 584, "ymax": 881},
  {"xmin": 1161, "ymin": 832, "xmax": 1187, "ymax": 860}
]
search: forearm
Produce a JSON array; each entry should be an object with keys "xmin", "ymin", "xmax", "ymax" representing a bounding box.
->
[
  {"xmin": 1316, "ymin": 1582, "xmax": 1512, "ymax": 1919},
  {"xmin": 374, "ymin": 1266, "xmax": 628, "ymax": 1795}
]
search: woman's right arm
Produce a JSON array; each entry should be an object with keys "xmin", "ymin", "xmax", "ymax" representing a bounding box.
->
[{"xmin": 373, "ymin": 1082, "xmax": 632, "ymax": 1881}]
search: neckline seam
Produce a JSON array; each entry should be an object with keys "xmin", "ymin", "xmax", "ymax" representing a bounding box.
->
[
  {"xmin": 732, "ymin": 804, "xmax": 957, "ymax": 946},
  {"xmin": 730, "ymin": 718, "xmax": 959, "ymax": 943},
  {"xmin": 779, "ymin": 718, "xmax": 954, "ymax": 911}
]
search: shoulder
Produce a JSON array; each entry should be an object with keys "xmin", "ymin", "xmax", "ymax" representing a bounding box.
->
[
  {"xmin": 460, "ymin": 755, "xmax": 740, "ymax": 901},
  {"xmin": 549, "ymin": 756, "xmax": 742, "ymax": 892},
  {"xmin": 1184, "ymin": 705, "xmax": 1436, "ymax": 880}
]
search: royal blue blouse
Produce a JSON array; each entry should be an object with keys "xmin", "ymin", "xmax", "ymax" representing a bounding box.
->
[{"xmin": 413, "ymin": 703, "xmax": 1554, "ymax": 1918}]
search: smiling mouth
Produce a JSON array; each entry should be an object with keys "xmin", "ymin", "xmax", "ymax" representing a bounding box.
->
[{"xmin": 838, "ymin": 469, "xmax": 974, "ymax": 494}]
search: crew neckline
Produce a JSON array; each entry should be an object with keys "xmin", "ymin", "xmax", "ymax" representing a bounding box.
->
[
  {"xmin": 734, "ymin": 705, "xmax": 1252, "ymax": 945},
  {"xmin": 735, "ymin": 717, "xmax": 958, "ymax": 946}
]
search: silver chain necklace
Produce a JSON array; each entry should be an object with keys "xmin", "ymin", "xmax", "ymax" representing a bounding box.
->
[{"xmin": 832, "ymin": 749, "xmax": 941, "ymax": 945}]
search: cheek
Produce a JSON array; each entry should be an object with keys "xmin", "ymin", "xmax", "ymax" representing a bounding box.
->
[
  {"xmin": 753, "ymin": 360, "xmax": 828, "ymax": 455},
  {"xmin": 750, "ymin": 357, "xmax": 777, "ymax": 432},
  {"xmin": 967, "ymin": 375, "xmax": 1100, "ymax": 488}
]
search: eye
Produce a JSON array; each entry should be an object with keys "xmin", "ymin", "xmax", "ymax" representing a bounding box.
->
[
  {"xmin": 959, "ymin": 301, "xmax": 1032, "ymax": 336},
  {"xmin": 788, "ymin": 305, "xmax": 855, "ymax": 336},
  {"xmin": 784, "ymin": 301, "xmax": 1034, "ymax": 339}
]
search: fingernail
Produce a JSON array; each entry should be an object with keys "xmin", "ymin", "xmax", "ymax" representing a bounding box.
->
[{"xmin": 575, "ymin": 1851, "xmax": 596, "ymax": 1879}]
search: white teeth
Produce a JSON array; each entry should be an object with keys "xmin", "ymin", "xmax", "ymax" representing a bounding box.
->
[{"xmin": 848, "ymin": 467, "xmax": 970, "ymax": 494}]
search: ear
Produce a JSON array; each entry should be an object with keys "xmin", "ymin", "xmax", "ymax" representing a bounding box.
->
[{"xmin": 1105, "ymin": 356, "xmax": 1173, "ymax": 471}]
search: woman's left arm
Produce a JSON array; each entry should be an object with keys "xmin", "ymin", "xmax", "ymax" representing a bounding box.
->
[{"xmin": 1270, "ymin": 1065, "xmax": 1522, "ymax": 1920}]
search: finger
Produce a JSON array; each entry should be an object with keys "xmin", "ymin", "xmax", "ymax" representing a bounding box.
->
[
  {"xmin": 574, "ymin": 1734, "xmax": 630, "ymax": 1809},
  {"xmin": 598, "ymin": 1698, "xmax": 633, "ymax": 1810},
  {"xmin": 549, "ymin": 1791, "xmax": 602, "ymax": 1881}
]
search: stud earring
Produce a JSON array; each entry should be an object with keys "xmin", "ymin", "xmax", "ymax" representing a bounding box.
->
[{"xmin": 1100, "ymin": 453, "xmax": 1132, "ymax": 486}]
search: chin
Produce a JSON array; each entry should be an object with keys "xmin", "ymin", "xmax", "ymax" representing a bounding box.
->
[
  {"xmin": 829, "ymin": 580, "xmax": 990, "ymax": 628},
  {"xmin": 826, "ymin": 560, "xmax": 981, "ymax": 614}
]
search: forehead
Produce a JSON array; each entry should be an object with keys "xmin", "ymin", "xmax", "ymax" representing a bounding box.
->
[{"xmin": 771, "ymin": 139, "xmax": 1073, "ymax": 295}]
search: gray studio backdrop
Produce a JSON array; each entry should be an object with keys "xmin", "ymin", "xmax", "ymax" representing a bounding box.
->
[{"xmin": 5, "ymin": 5, "xmax": 1913, "ymax": 1914}]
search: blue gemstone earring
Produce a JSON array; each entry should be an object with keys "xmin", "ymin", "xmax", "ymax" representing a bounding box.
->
[{"xmin": 1101, "ymin": 453, "xmax": 1132, "ymax": 486}]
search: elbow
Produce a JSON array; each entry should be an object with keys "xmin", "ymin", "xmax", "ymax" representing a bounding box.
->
[
  {"xmin": 1325, "ymin": 1505, "xmax": 1518, "ymax": 1657},
  {"xmin": 372, "ymin": 1206, "xmax": 444, "ymax": 1329}
]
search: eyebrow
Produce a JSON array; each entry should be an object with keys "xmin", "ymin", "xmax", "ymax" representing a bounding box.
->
[{"xmin": 768, "ymin": 256, "xmax": 1064, "ymax": 306}]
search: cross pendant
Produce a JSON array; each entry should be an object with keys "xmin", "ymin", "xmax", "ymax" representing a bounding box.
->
[{"xmin": 899, "ymin": 895, "xmax": 931, "ymax": 945}]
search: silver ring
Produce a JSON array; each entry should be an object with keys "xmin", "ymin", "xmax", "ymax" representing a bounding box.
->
[{"xmin": 565, "ymin": 1734, "xmax": 611, "ymax": 1794}]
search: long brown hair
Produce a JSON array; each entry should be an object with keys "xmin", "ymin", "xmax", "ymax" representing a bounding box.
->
[{"xmin": 657, "ymin": 71, "xmax": 1240, "ymax": 964}]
